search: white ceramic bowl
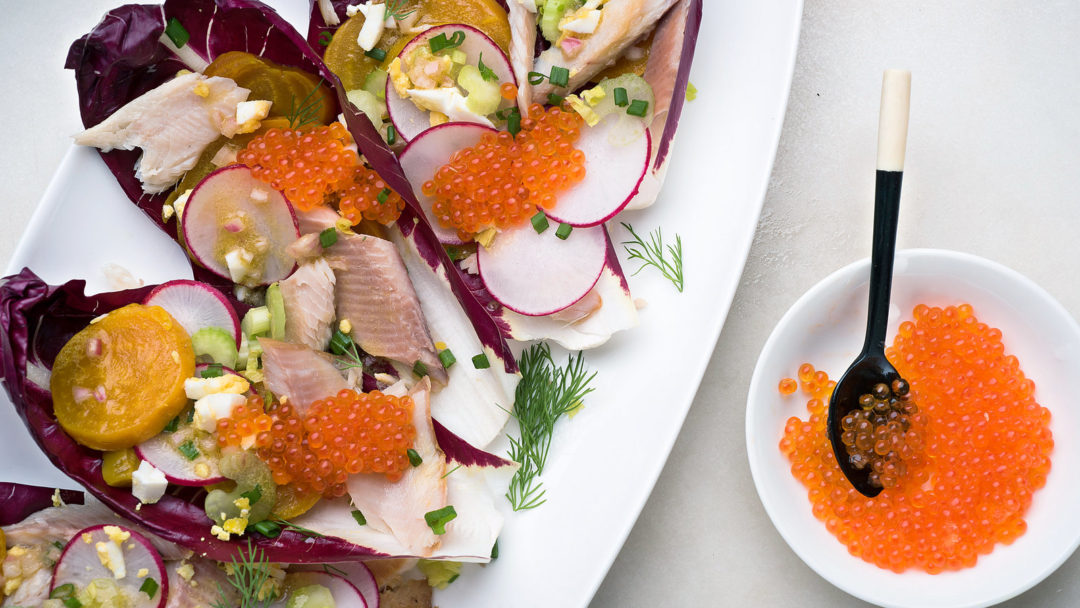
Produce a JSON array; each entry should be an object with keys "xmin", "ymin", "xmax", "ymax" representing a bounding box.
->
[{"xmin": 746, "ymin": 249, "xmax": 1080, "ymax": 608}]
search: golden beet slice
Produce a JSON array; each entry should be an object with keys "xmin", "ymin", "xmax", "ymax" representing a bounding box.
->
[
  {"xmin": 50, "ymin": 304, "xmax": 195, "ymax": 451},
  {"xmin": 205, "ymin": 51, "xmax": 336, "ymax": 126}
]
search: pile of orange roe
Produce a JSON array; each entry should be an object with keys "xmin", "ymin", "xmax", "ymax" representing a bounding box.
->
[
  {"xmin": 422, "ymin": 103, "xmax": 586, "ymax": 240},
  {"xmin": 237, "ymin": 124, "xmax": 403, "ymax": 224},
  {"xmin": 218, "ymin": 390, "xmax": 416, "ymax": 498},
  {"xmin": 779, "ymin": 304, "xmax": 1053, "ymax": 573}
]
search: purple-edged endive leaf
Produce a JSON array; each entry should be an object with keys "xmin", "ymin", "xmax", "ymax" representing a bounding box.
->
[
  {"xmin": 0, "ymin": 482, "xmax": 85, "ymax": 527},
  {"xmin": 646, "ymin": 0, "xmax": 703, "ymax": 172},
  {"xmin": 0, "ymin": 269, "xmax": 393, "ymax": 561}
]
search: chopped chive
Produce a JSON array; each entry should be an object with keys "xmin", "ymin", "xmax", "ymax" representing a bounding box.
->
[
  {"xmin": 330, "ymin": 330, "xmax": 354, "ymax": 356},
  {"xmin": 429, "ymin": 30, "xmax": 466, "ymax": 53},
  {"xmin": 251, "ymin": 519, "xmax": 281, "ymax": 538},
  {"xmin": 548, "ymin": 66, "xmax": 570, "ymax": 88},
  {"xmin": 50, "ymin": 583, "xmax": 77, "ymax": 600},
  {"xmin": 438, "ymin": 348, "xmax": 457, "ymax": 368},
  {"xmin": 531, "ymin": 211, "xmax": 549, "ymax": 234},
  {"xmin": 494, "ymin": 107, "xmax": 515, "ymax": 121},
  {"xmin": 613, "ymin": 87, "xmax": 629, "ymax": 107},
  {"xmin": 200, "ymin": 363, "xmax": 223, "ymax": 378},
  {"xmin": 240, "ymin": 484, "xmax": 262, "ymax": 506},
  {"xmin": 178, "ymin": 440, "xmax": 199, "ymax": 461},
  {"xmin": 627, "ymin": 99, "xmax": 649, "ymax": 117},
  {"xmin": 444, "ymin": 244, "xmax": 470, "ymax": 261},
  {"xmin": 164, "ymin": 17, "xmax": 189, "ymax": 48},
  {"xmin": 407, "ymin": 448, "xmax": 423, "ymax": 467},
  {"xmin": 555, "ymin": 223, "xmax": 573, "ymax": 240},
  {"xmin": 424, "ymin": 505, "xmax": 457, "ymax": 535},
  {"xmin": 187, "ymin": 407, "xmax": 195, "ymax": 423},
  {"xmin": 547, "ymin": 93, "xmax": 565, "ymax": 106},
  {"xmin": 387, "ymin": 125, "xmax": 397, "ymax": 145},
  {"xmin": 318, "ymin": 31, "xmax": 333, "ymax": 47},
  {"xmin": 527, "ymin": 71, "xmax": 547, "ymax": 86},
  {"xmin": 478, "ymin": 53, "xmax": 498, "ymax": 82},
  {"xmin": 377, "ymin": 187, "xmax": 391, "ymax": 204},
  {"xmin": 491, "ymin": 539, "xmax": 499, "ymax": 559},
  {"xmin": 447, "ymin": 574, "xmax": 460, "ymax": 584},
  {"xmin": 471, "ymin": 353, "xmax": 490, "ymax": 369},
  {"xmin": 365, "ymin": 48, "xmax": 387, "ymax": 61},
  {"xmin": 52, "ymin": 540, "xmax": 64, "ymax": 551},
  {"xmin": 507, "ymin": 109, "xmax": 522, "ymax": 136},
  {"xmin": 139, "ymin": 577, "xmax": 159, "ymax": 599},
  {"xmin": 413, "ymin": 360, "xmax": 428, "ymax": 377},
  {"xmin": 351, "ymin": 509, "xmax": 367, "ymax": 526},
  {"xmin": 319, "ymin": 227, "xmax": 338, "ymax": 248},
  {"xmin": 64, "ymin": 598, "xmax": 83, "ymax": 608},
  {"xmin": 163, "ymin": 415, "xmax": 181, "ymax": 434}
]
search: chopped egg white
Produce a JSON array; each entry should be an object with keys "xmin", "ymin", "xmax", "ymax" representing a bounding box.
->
[
  {"xmin": 193, "ymin": 392, "xmax": 248, "ymax": 433},
  {"xmin": 95, "ymin": 540, "xmax": 127, "ymax": 579},
  {"xmin": 236, "ymin": 100, "xmax": 271, "ymax": 126},
  {"xmin": 185, "ymin": 374, "xmax": 250, "ymax": 400},
  {"xmin": 355, "ymin": 3, "xmax": 387, "ymax": 51},
  {"xmin": 561, "ymin": 9, "xmax": 602, "ymax": 35},
  {"xmin": 132, "ymin": 460, "xmax": 168, "ymax": 504},
  {"xmin": 406, "ymin": 87, "xmax": 495, "ymax": 127},
  {"xmin": 224, "ymin": 247, "xmax": 255, "ymax": 283}
]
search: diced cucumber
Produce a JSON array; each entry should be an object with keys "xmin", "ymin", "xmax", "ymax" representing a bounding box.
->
[
  {"xmin": 458, "ymin": 65, "xmax": 501, "ymax": 116},
  {"xmin": 286, "ymin": 584, "xmax": 335, "ymax": 608},
  {"xmin": 347, "ymin": 89, "xmax": 388, "ymax": 127},
  {"xmin": 539, "ymin": 0, "xmax": 582, "ymax": 43},
  {"xmin": 241, "ymin": 306, "xmax": 271, "ymax": 337},
  {"xmin": 265, "ymin": 283, "xmax": 286, "ymax": 341},
  {"xmin": 237, "ymin": 333, "xmax": 250, "ymax": 369},
  {"xmin": 191, "ymin": 327, "xmax": 239, "ymax": 368},
  {"xmin": 363, "ymin": 68, "xmax": 389, "ymax": 101}
]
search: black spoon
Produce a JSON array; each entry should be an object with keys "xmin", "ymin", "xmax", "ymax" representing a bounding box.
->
[{"xmin": 827, "ymin": 70, "xmax": 911, "ymax": 498}]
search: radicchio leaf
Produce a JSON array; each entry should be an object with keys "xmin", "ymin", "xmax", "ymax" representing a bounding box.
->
[{"xmin": 0, "ymin": 482, "xmax": 84, "ymax": 527}]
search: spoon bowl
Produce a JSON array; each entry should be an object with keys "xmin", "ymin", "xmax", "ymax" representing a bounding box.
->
[{"xmin": 827, "ymin": 352, "xmax": 901, "ymax": 497}]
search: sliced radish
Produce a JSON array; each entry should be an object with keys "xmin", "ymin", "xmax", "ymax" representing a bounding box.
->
[
  {"xmin": 182, "ymin": 165, "xmax": 299, "ymax": 287},
  {"xmin": 52, "ymin": 525, "xmax": 167, "ymax": 608},
  {"xmin": 296, "ymin": 563, "xmax": 379, "ymax": 608},
  {"xmin": 134, "ymin": 411, "xmax": 225, "ymax": 487},
  {"xmin": 544, "ymin": 114, "xmax": 652, "ymax": 227},
  {"xmin": 386, "ymin": 24, "xmax": 515, "ymax": 143},
  {"xmin": 478, "ymin": 224, "xmax": 607, "ymax": 316},
  {"xmin": 271, "ymin": 571, "xmax": 367, "ymax": 608},
  {"xmin": 144, "ymin": 280, "xmax": 242, "ymax": 348},
  {"xmin": 399, "ymin": 122, "xmax": 497, "ymax": 245}
]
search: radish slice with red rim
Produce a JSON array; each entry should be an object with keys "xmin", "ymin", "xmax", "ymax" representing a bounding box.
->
[
  {"xmin": 52, "ymin": 525, "xmax": 167, "ymax": 608},
  {"xmin": 134, "ymin": 410, "xmax": 225, "ymax": 487},
  {"xmin": 386, "ymin": 24, "xmax": 515, "ymax": 143},
  {"xmin": 271, "ymin": 570, "xmax": 368, "ymax": 608},
  {"xmin": 544, "ymin": 115, "xmax": 652, "ymax": 227},
  {"xmin": 399, "ymin": 122, "xmax": 498, "ymax": 245},
  {"xmin": 478, "ymin": 224, "xmax": 607, "ymax": 316},
  {"xmin": 295, "ymin": 562, "xmax": 379, "ymax": 608},
  {"xmin": 143, "ymin": 280, "xmax": 242, "ymax": 348},
  {"xmin": 181, "ymin": 165, "xmax": 299, "ymax": 287}
]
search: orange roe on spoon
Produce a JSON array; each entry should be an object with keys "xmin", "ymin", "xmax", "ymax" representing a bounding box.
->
[
  {"xmin": 422, "ymin": 104, "xmax": 586, "ymax": 240},
  {"xmin": 217, "ymin": 390, "xmax": 416, "ymax": 497},
  {"xmin": 779, "ymin": 304, "xmax": 1053, "ymax": 573}
]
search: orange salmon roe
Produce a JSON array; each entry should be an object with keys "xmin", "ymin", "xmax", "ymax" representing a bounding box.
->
[
  {"xmin": 422, "ymin": 104, "xmax": 586, "ymax": 239},
  {"xmin": 238, "ymin": 124, "xmax": 356, "ymax": 211},
  {"xmin": 337, "ymin": 164, "xmax": 406, "ymax": 225},
  {"xmin": 778, "ymin": 378, "xmax": 798, "ymax": 395},
  {"xmin": 500, "ymin": 82, "xmax": 518, "ymax": 101},
  {"xmin": 218, "ymin": 390, "xmax": 416, "ymax": 497},
  {"xmin": 780, "ymin": 304, "xmax": 1053, "ymax": 573}
]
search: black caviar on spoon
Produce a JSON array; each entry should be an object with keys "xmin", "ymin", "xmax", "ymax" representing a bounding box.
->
[{"xmin": 827, "ymin": 69, "xmax": 912, "ymax": 498}]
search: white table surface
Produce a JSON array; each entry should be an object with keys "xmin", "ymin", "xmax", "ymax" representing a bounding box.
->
[{"xmin": 2, "ymin": 1, "xmax": 1079, "ymax": 607}]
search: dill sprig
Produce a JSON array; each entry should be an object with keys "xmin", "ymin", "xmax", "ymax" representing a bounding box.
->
[
  {"xmin": 620, "ymin": 222, "xmax": 684, "ymax": 292},
  {"xmin": 384, "ymin": 0, "xmax": 417, "ymax": 21},
  {"xmin": 329, "ymin": 329, "xmax": 363, "ymax": 372},
  {"xmin": 212, "ymin": 542, "xmax": 277, "ymax": 608},
  {"xmin": 506, "ymin": 344, "xmax": 596, "ymax": 511},
  {"xmin": 286, "ymin": 79, "xmax": 326, "ymax": 129}
]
